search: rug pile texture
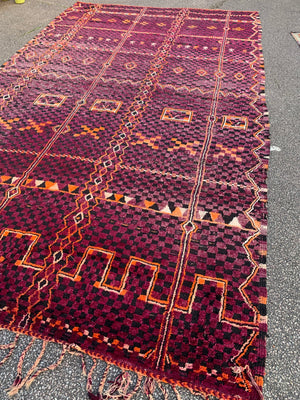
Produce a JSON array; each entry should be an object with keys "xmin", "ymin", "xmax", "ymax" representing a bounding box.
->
[{"xmin": 0, "ymin": 2, "xmax": 269, "ymax": 399}]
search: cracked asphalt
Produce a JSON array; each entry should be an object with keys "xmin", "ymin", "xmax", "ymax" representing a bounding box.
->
[{"xmin": 0, "ymin": 0, "xmax": 299, "ymax": 399}]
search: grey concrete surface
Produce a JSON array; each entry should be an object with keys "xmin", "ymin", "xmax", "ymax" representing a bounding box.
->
[{"xmin": 0, "ymin": 0, "xmax": 299, "ymax": 399}]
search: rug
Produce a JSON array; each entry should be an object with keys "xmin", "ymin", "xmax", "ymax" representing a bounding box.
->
[{"xmin": 0, "ymin": 2, "xmax": 269, "ymax": 399}]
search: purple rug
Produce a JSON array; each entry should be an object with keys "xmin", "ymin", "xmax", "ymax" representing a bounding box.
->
[{"xmin": 0, "ymin": 3, "xmax": 269, "ymax": 399}]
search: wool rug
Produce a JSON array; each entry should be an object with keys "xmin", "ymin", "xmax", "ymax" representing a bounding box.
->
[{"xmin": 0, "ymin": 2, "xmax": 269, "ymax": 399}]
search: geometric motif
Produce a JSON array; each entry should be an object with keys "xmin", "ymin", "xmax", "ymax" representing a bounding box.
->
[
  {"xmin": 161, "ymin": 107, "xmax": 193, "ymax": 123},
  {"xmin": 82, "ymin": 57, "xmax": 95, "ymax": 65},
  {"xmin": 73, "ymin": 125, "xmax": 105, "ymax": 140},
  {"xmin": 196, "ymin": 69, "xmax": 207, "ymax": 77},
  {"xmin": 167, "ymin": 137, "xmax": 200, "ymax": 156},
  {"xmin": 221, "ymin": 115, "xmax": 248, "ymax": 130},
  {"xmin": 90, "ymin": 99, "xmax": 123, "ymax": 113},
  {"xmin": 33, "ymin": 93, "xmax": 67, "ymax": 107},
  {"xmin": 173, "ymin": 67, "xmax": 184, "ymax": 74},
  {"xmin": 0, "ymin": 229, "xmax": 42, "ymax": 271},
  {"xmin": 131, "ymin": 132, "xmax": 161, "ymax": 150},
  {"xmin": 213, "ymin": 143, "xmax": 244, "ymax": 163},
  {"xmin": 234, "ymin": 72, "xmax": 245, "ymax": 81},
  {"xmin": 124, "ymin": 61, "xmax": 137, "ymax": 70}
]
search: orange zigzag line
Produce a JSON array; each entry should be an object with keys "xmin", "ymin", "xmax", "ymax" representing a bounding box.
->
[
  {"xmin": 236, "ymin": 14, "xmax": 267, "ymax": 327},
  {"xmin": 37, "ymin": 70, "xmax": 92, "ymax": 81},
  {"xmin": 157, "ymin": 83, "xmax": 213, "ymax": 95},
  {"xmin": 219, "ymin": 90, "xmax": 256, "ymax": 101}
]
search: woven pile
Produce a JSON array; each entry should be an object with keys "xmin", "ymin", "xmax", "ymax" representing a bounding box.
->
[{"xmin": 0, "ymin": 3, "xmax": 269, "ymax": 399}]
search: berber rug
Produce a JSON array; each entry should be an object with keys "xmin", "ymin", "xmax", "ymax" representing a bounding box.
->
[{"xmin": 0, "ymin": 2, "xmax": 269, "ymax": 400}]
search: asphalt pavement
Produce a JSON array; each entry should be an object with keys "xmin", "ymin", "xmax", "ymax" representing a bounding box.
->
[{"xmin": 0, "ymin": 0, "xmax": 299, "ymax": 399}]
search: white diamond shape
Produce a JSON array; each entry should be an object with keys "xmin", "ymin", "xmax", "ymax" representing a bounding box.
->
[
  {"xmin": 85, "ymin": 193, "xmax": 93, "ymax": 202},
  {"xmin": 74, "ymin": 211, "xmax": 84, "ymax": 224},
  {"xmin": 183, "ymin": 221, "xmax": 196, "ymax": 233},
  {"xmin": 104, "ymin": 160, "xmax": 112, "ymax": 168},
  {"xmin": 53, "ymin": 250, "xmax": 63, "ymax": 264},
  {"xmin": 94, "ymin": 176, "xmax": 102, "ymax": 185},
  {"xmin": 38, "ymin": 278, "xmax": 48, "ymax": 290}
]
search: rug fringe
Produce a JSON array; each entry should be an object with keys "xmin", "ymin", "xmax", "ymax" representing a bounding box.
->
[
  {"xmin": 143, "ymin": 376, "xmax": 155, "ymax": 400},
  {"xmin": 88, "ymin": 362, "xmax": 134, "ymax": 400},
  {"xmin": 3, "ymin": 336, "xmax": 67, "ymax": 397},
  {"xmin": 25, "ymin": 344, "xmax": 68, "ymax": 389},
  {"xmin": 87, "ymin": 358, "xmax": 98, "ymax": 397},
  {"xmin": 0, "ymin": 334, "xmax": 19, "ymax": 367},
  {"xmin": 126, "ymin": 373, "xmax": 143, "ymax": 400},
  {"xmin": 6, "ymin": 338, "xmax": 46, "ymax": 397},
  {"xmin": 0, "ymin": 331, "xmax": 261, "ymax": 400},
  {"xmin": 173, "ymin": 386, "xmax": 183, "ymax": 400},
  {"xmin": 68, "ymin": 343, "xmax": 87, "ymax": 376},
  {"xmin": 158, "ymin": 381, "xmax": 169, "ymax": 400}
]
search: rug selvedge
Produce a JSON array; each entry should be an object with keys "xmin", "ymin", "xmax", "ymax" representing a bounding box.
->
[{"xmin": 0, "ymin": 2, "xmax": 269, "ymax": 399}]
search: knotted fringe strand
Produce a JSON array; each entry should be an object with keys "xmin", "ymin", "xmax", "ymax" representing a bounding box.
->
[
  {"xmin": 87, "ymin": 358, "xmax": 98, "ymax": 399},
  {"xmin": 158, "ymin": 381, "xmax": 169, "ymax": 400},
  {"xmin": 0, "ymin": 332, "xmax": 262, "ymax": 400},
  {"xmin": 6, "ymin": 337, "xmax": 36, "ymax": 396},
  {"xmin": 87, "ymin": 360, "xmax": 143, "ymax": 400},
  {"xmin": 143, "ymin": 376, "xmax": 156, "ymax": 400},
  {"xmin": 0, "ymin": 334, "xmax": 20, "ymax": 368},
  {"xmin": 3, "ymin": 337, "xmax": 67, "ymax": 397},
  {"xmin": 7, "ymin": 338, "xmax": 46, "ymax": 396},
  {"xmin": 98, "ymin": 363, "xmax": 110, "ymax": 395},
  {"xmin": 173, "ymin": 386, "xmax": 183, "ymax": 400},
  {"xmin": 25, "ymin": 344, "xmax": 68, "ymax": 389},
  {"xmin": 68, "ymin": 344, "xmax": 87, "ymax": 377}
]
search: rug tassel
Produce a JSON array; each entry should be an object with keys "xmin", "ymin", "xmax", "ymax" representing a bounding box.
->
[
  {"xmin": 126, "ymin": 374, "xmax": 143, "ymax": 400},
  {"xmin": 7, "ymin": 339, "xmax": 47, "ymax": 396},
  {"xmin": 104, "ymin": 371, "xmax": 132, "ymax": 398},
  {"xmin": 25, "ymin": 344, "xmax": 68, "ymax": 389},
  {"xmin": 80, "ymin": 353, "xmax": 87, "ymax": 377},
  {"xmin": 87, "ymin": 358, "xmax": 98, "ymax": 399},
  {"xmin": 6, "ymin": 337, "xmax": 36, "ymax": 397},
  {"xmin": 158, "ymin": 381, "xmax": 169, "ymax": 400},
  {"xmin": 88, "ymin": 366, "xmax": 134, "ymax": 400},
  {"xmin": 98, "ymin": 363, "xmax": 110, "ymax": 395},
  {"xmin": 0, "ymin": 334, "xmax": 20, "ymax": 368},
  {"xmin": 173, "ymin": 386, "xmax": 183, "ymax": 400},
  {"xmin": 143, "ymin": 376, "xmax": 155, "ymax": 400},
  {"xmin": 68, "ymin": 344, "xmax": 87, "ymax": 377}
]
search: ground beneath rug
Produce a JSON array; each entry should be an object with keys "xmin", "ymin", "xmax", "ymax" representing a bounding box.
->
[{"xmin": 0, "ymin": 2, "xmax": 269, "ymax": 400}]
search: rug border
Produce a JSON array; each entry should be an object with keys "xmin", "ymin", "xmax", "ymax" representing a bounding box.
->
[{"xmin": 74, "ymin": 1, "xmax": 260, "ymax": 13}]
